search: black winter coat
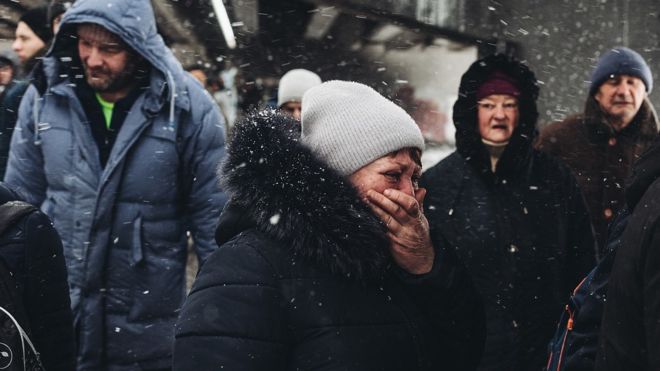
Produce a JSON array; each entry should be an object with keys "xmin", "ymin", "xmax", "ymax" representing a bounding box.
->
[
  {"xmin": 173, "ymin": 112, "xmax": 486, "ymax": 371},
  {"xmin": 0, "ymin": 183, "xmax": 75, "ymax": 371},
  {"xmin": 420, "ymin": 55, "xmax": 596, "ymax": 371},
  {"xmin": 597, "ymin": 135, "xmax": 660, "ymax": 371}
]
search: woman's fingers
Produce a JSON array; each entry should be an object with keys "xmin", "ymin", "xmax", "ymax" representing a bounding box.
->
[
  {"xmin": 366, "ymin": 196, "xmax": 402, "ymax": 233},
  {"xmin": 367, "ymin": 189, "xmax": 419, "ymax": 223}
]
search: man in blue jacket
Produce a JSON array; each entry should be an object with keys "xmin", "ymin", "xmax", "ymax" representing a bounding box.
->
[{"xmin": 4, "ymin": 0, "xmax": 227, "ymax": 369}]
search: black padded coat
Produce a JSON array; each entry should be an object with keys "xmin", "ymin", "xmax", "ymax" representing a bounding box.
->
[
  {"xmin": 597, "ymin": 135, "xmax": 660, "ymax": 371},
  {"xmin": 420, "ymin": 55, "xmax": 596, "ymax": 371},
  {"xmin": 173, "ymin": 112, "xmax": 486, "ymax": 371}
]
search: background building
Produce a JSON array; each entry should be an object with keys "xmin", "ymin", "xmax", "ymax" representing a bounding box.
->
[{"xmin": 1, "ymin": 0, "xmax": 658, "ymax": 164}]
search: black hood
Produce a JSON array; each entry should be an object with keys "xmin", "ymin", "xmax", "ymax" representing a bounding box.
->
[
  {"xmin": 453, "ymin": 54, "xmax": 540, "ymax": 178},
  {"xmin": 216, "ymin": 110, "xmax": 391, "ymax": 281},
  {"xmin": 625, "ymin": 134, "xmax": 660, "ymax": 210}
]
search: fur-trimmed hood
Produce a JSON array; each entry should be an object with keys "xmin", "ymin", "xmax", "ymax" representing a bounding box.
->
[
  {"xmin": 216, "ymin": 110, "xmax": 391, "ymax": 281},
  {"xmin": 453, "ymin": 54, "xmax": 540, "ymax": 180}
]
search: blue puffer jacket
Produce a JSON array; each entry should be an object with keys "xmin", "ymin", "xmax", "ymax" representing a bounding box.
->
[{"xmin": 4, "ymin": 0, "xmax": 227, "ymax": 369}]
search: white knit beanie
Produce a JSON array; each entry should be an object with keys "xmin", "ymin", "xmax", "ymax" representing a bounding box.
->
[
  {"xmin": 301, "ymin": 80, "xmax": 425, "ymax": 176},
  {"xmin": 277, "ymin": 69, "xmax": 322, "ymax": 107}
]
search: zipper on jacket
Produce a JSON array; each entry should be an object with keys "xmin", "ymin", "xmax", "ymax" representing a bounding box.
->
[
  {"xmin": 547, "ymin": 275, "xmax": 587, "ymax": 370},
  {"xmin": 554, "ymin": 304, "xmax": 575, "ymax": 371}
]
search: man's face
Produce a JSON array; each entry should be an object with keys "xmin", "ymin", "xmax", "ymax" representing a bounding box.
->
[
  {"xmin": 281, "ymin": 101, "xmax": 302, "ymax": 120},
  {"xmin": 595, "ymin": 74, "xmax": 647, "ymax": 129},
  {"xmin": 77, "ymin": 24, "xmax": 137, "ymax": 93},
  {"xmin": 0, "ymin": 64, "xmax": 14, "ymax": 86},
  {"xmin": 12, "ymin": 21, "xmax": 46, "ymax": 63}
]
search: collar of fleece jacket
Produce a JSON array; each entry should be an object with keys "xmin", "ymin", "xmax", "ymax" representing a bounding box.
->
[
  {"xmin": 453, "ymin": 54, "xmax": 540, "ymax": 178},
  {"xmin": 216, "ymin": 110, "xmax": 391, "ymax": 282}
]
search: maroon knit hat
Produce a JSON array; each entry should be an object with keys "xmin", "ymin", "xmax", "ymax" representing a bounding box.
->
[{"xmin": 476, "ymin": 71, "xmax": 520, "ymax": 101}]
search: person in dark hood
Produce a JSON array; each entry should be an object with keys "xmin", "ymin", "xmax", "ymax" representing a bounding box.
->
[
  {"xmin": 173, "ymin": 80, "xmax": 486, "ymax": 370},
  {"xmin": 596, "ymin": 135, "xmax": 660, "ymax": 370},
  {"xmin": 420, "ymin": 54, "xmax": 596, "ymax": 371},
  {"xmin": 4, "ymin": 0, "xmax": 227, "ymax": 369},
  {"xmin": 536, "ymin": 47, "xmax": 659, "ymax": 253},
  {"xmin": 11, "ymin": 7, "xmax": 53, "ymax": 78}
]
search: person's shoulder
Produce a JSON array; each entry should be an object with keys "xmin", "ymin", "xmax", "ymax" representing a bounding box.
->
[
  {"xmin": 181, "ymin": 73, "xmax": 215, "ymax": 109},
  {"xmin": 536, "ymin": 114, "xmax": 589, "ymax": 153},
  {"xmin": 530, "ymin": 148, "xmax": 577, "ymax": 182},
  {"xmin": 422, "ymin": 152, "xmax": 463, "ymax": 181},
  {"xmin": 634, "ymin": 178, "xmax": 660, "ymax": 217},
  {"xmin": 421, "ymin": 152, "xmax": 465, "ymax": 206},
  {"xmin": 539, "ymin": 114, "xmax": 586, "ymax": 138},
  {"xmin": 1, "ymin": 81, "xmax": 30, "ymax": 105},
  {"xmin": 199, "ymin": 229, "xmax": 286, "ymax": 286}
]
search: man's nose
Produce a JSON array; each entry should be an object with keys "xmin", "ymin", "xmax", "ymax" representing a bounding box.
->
[
  {"xmin": 11, "ymin": 39, "xmax": 20, "ymax": 52},
  {"xmin": 86, "ymin": 48, "xmax": 103, "ymax": 67},
  {"xmin": 614, "ymin": 82, "xmax": 629, "ymax": 96}
]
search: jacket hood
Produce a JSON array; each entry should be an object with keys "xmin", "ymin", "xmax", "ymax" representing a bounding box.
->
[
  {"xmin": 453, "ymin": 54, "xmax": 539, "ymax": 178},
  {"xmin": 217, "ymin": 110, "xmax": 392, "ymax": 281},
  {"xmin": 626, "ymin": 134, "xmax": 660, "ymax": 210},
  {"xmin": 42, "ymin": 0, "xmax": 189, "ymax": 110}
]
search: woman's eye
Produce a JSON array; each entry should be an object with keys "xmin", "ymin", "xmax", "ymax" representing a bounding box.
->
[{"xmin": 385, "ymin": 173, "xmax": 401, "ymax": 181}]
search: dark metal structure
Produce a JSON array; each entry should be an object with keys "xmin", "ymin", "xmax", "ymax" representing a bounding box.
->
[{"xmin": 1, "ymin": 0, "xmax": 659, "ymax": 122}]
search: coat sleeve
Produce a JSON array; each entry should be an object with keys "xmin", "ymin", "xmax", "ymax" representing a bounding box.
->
[
  {"xmin": 183, "ymin": 102, "xmax": 228, "ymax": 263},
  {"xmin": 173, "ymin": 235, "xmax": 289, "ymax": 370},
  {"xmin": 24, "ymin": 210, "xmax": 75, "ymax": 371},
  {"xmin": 562, "ymin": 169, "xmax": 598, "ymax": 289},
  {"xmin": 597, "ymin": 210, "xmax": 660, "ymax": 370},
  {"xmin": 3, "ymin": 85, "xmax": 47, "ymax": 206},
  {"xmin": 395, "ymin": 240, "xmax": 486, "ymax": 371}
]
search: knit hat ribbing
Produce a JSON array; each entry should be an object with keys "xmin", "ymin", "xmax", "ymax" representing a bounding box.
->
[
  {"xmin": 476, "ymin": 71, "xmax": 520, "ymax": 101},
  {"xmin": 589, "ymin": 47, "xmax": 653, "ymax": 95},
  {"xmin": 19, "ymin": 6, "xmax": 53, "ymax": 45},
  {"xmin": 277, "ymin": 69, "xmax": 322, "ymax": 107},
  {"xmin": 301, "ymin": 80, "xmax": 425, "ymax": 176}
]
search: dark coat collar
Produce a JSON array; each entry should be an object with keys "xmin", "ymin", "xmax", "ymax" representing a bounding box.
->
[{"xmin": 216, "ymin": 110, "xmax": 391, "ymax": 281}]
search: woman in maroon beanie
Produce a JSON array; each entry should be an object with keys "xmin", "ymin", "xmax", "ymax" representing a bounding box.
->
[{"xmin": 420, "ymin": 54, "xmax": 597, "ymax": 371}]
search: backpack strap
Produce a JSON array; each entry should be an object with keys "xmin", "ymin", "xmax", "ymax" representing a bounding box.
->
[
  {"xmin": 0, "ymin": 305, "xmax": 43, "ymax": 371},
  {"xmin": 0, "ymin": 201, "xmax": 37, "ymax": 236}
]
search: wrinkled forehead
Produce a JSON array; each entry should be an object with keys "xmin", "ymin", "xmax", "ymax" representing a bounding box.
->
[{"xmin": 76, "ymin": 23, "xmax": 124, "ymax": 46}]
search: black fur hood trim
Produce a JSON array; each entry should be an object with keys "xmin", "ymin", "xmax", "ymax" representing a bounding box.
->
[
  {"xmin": 217, "ymin": 110, "xmax": 391, "ymax": 281},
  {"xmin": 453, "ymin": 54, "xmax": 539, "ymax": 179}
]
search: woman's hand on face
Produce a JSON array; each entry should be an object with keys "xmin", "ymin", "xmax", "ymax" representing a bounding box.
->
[{"xmin": 366, "ymin": 187, "xmax": 435, "ymax": 275}]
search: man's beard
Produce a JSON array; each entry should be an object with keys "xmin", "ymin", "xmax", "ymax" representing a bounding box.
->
[{"xmin": 84, "ymin": 61, "xmax": 137, "ymax": 93}]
